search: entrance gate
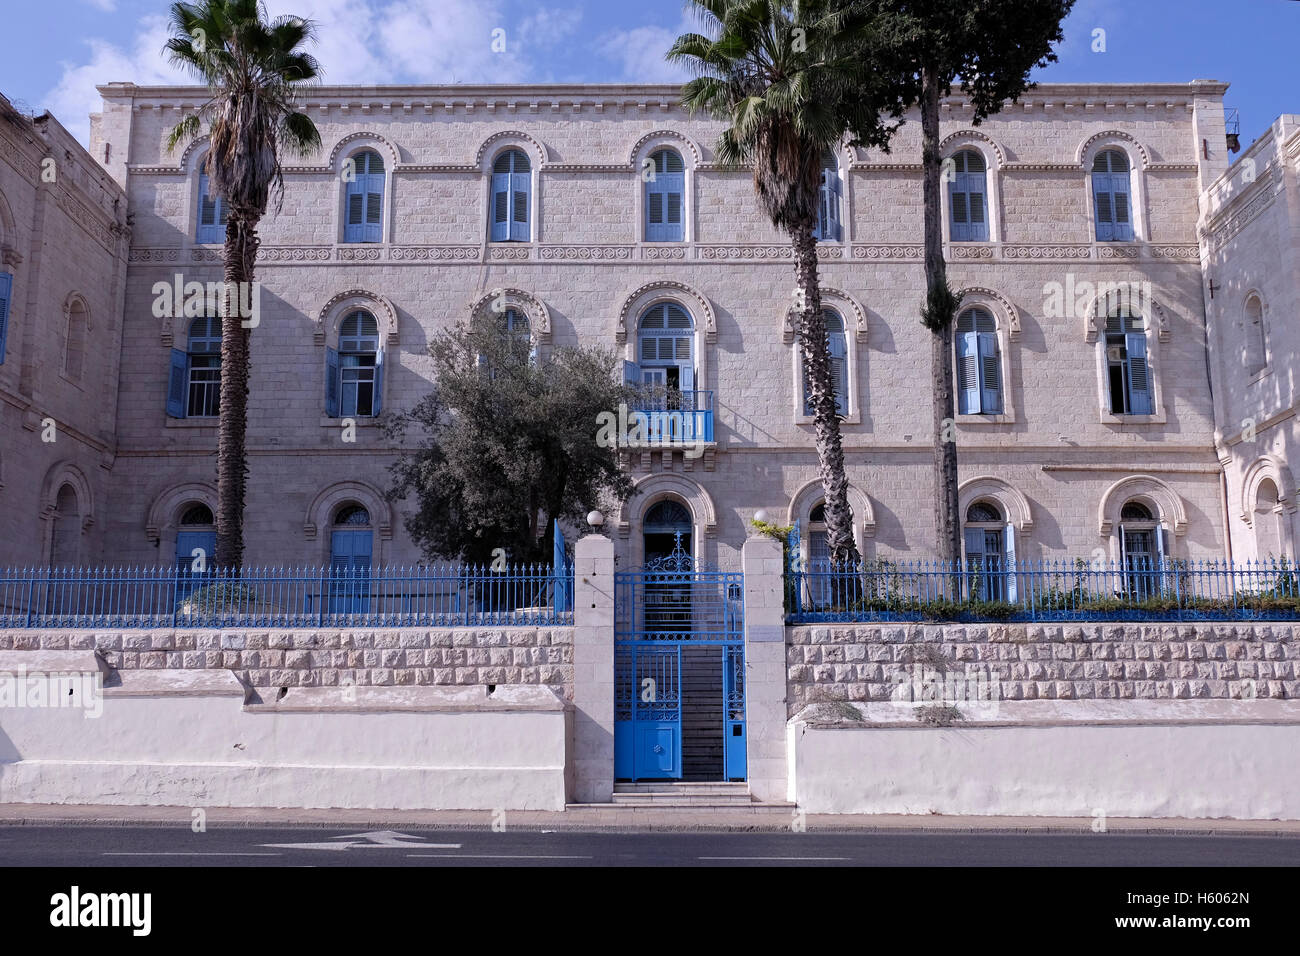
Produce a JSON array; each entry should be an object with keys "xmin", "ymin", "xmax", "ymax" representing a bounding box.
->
[{"xmin": 614, "ymin": 534, "xmax": 746, "ymax": 782}]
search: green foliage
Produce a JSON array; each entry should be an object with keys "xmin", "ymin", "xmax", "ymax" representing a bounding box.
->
[
  {"xmin": 920, "ymin": 279, "xmax": 959, "ymax": 334},
  {"xmin": 386, "ymin": 310, "xmax": 634, "ymax": 564},
  {"xmin": 178, "ymin": 582, "xmax": 269, "ymax": 614}
]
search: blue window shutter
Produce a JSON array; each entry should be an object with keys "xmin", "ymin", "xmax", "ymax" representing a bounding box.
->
[
  {"xmin": 967, "ymin": 171, "xmax": 988, "ymax": 241},
  {"xmin": 197, "ymin": 174, "xmax": 216, "ymax": 243},
  {"xmin": 509, "ymin": 172, "xmax": 530, "ymax": 241},
  {"xmin": 490, "ymin": 172, "xmax": 510, "ymax": 241},
  {"xmin": 0, "ymin": 271, "xmax": 11, "ymax": 364},
  {"xmin": 623, "ymin": 360, "xmax": 640, "ymax": 386},
  {"xmin": 325, "ymin": 346, "xmax": 340, "ymax": 417},
  {"xmin": 829, "ymin": 175, "xmax": 842, "ymax": 240},
  {"xmin": 364, "ymin": 173, "xmax": 383, "ymax": 243},
  {"xmin": 1111, "ymin": 173, "xmax": 1133, "ymax": 241},
  {"xmin": 1093, "ymin": 172, "xmax": 1115, "ymax": 241},
  {"xmin": 166, "ymin": 348, "xmax": 189, "ymax": 418},
  {"xmin": 829, "ymin": 333, "xmax": 848, "ymax": 416},
  {"xmin": 344, "ymin": 176, "xmax": 364, "ymax": 243},
  {"xmin": 663, "ymin": 172, "xmax": 684, "ymax": 241},
  {"xmin": 815, "ymin": 177, "xmax": 829, "ymax": 240},
  {"xmin": 964, "ymin": 527, "xmax": 985, "ymax": 561},
  {"xmin": 1125, "ymin": 332, "xmax": 1152, "ymax": 414},
  {"xmin": 977, "ymin": 332, "xmax": 1000, "ymax": 413},
  {"xmin": 950, "ymin": 174, "xmax": 969, "ymax": 241},
  {"xmin": 957, "ymin": 332, "xmax": 980, "ymax": 414},
  {"xmin": 1004, "ymin": 523, "xmax": 1018, "ymax": 602},
  {"xmin": 371, "ymin": 348, "xmax": 384, "ymax": 415}
]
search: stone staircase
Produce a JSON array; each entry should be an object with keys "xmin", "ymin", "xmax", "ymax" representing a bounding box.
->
[
  {"xmin": 611, "ymin": 782, "xmax": 753, "ymax": 806},
  {"xmin": 680, "ymin": 643, "xmax": 723, "ymax": 780}
]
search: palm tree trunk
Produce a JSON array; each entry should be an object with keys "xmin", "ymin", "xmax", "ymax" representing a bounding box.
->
[
  {"xmin": 793, "ymin": 218, "xmax": 860, "ymax": 568},
  {"xmin": 214, "ymin": 213, "xmax": 258, "ymax": 569},
  {"xmin": 921, "ymin": 66, "xmax": 962, "ymax": 574}
]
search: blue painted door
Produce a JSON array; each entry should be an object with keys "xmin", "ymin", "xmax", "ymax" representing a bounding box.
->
[
  {"xmin": 330, "ymin": 529, "xmax": 373, "ymax": 614},
  {"xmin": 175, "ymin": 530, "xmax": 215, "ymax": 600}
]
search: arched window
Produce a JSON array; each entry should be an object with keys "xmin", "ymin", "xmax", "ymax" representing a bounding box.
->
[
  {"xmin": 326, "ymin": 310, "xmax": 382, "ymax": 418},
  {"xmin": 956, "ymin": 307, "xmax": 1001, "ymax": 414},
  {"xmin": 64, "ymin": 299, "xmax": 88, "ymax": 381},
  {"xmin": 1091, "ymin": 149, "xmax": 1134, "ymax": 241},
  {"xmin": 1245, "ymin": 295, "xmax": 1267, "ymax": 374},
  {"xmin": 645, "ymin": 148, "xmax": 685, "ymax": 242},
  {"xmin": 329, "ymin": 503, "xmax": 373, "ymax": 614},
  {"xmin": 801, "ymin": 309, "xmax": 848, "ymax": 416},
  {"xmin": 634, "ymin": 302, "xmax": 695, "ymax": 402},
  {"xmin": 176, "ymin": 503, "xmax": 215, "ymax": 587},
  {"xmin": 964, "ymin": 499, "xmax": 1014, "ymax": 601},
  {"xmin": 50, "ymin": 483, "xmax": 81, "ymax": 567},
  {"xmin": 168, "ymin": 316, "xmax": 221, "ymax": 418},
  {"xmin": 343, "ymin": 150, "xmax": 385, "ymax": 243},
  {"xmin": 1253, "ymin": 479, "xmax": 1283, "ymax": 562},
  {"xmin": 948, "ymin": 149, "xmax": 988, "ymax": 242},
  {"xmin": 196, "ymin": 170, "xmax": 228, "ymax": 244},
  {"xmin": 502, "ymin": 307, "xmax": 534, "ymax": 363},
  {"xmin": 814, "ymin": 151, "xmax": 842, "ymax": 241},
  {"xmin": 1103, "ymin": 308, "xmax": 1152, "ymax": 415},
  {"xmin": 1119, "ymin": 499, "xmax": 1163, "ymax": 597},
  {"xmin": 490, "ymin": 149, "xmax": 531, "ymax": 242}
]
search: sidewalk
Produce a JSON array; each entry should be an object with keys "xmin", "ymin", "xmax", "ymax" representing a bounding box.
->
[{"xmin": 3, "ymin": 802, "xmax": 1299, "ymax": 835}]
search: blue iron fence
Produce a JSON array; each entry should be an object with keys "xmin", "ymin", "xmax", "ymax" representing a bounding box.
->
[
  {"xmin": 0, "ymin": 564, "xmax": 575, "ymax": 629},
  {"xmin": 629, "ymin": 388, "xmax": 714, "ymax": 444},
  {"xmin": 786, "ymin": 556, "xmax": 1300, "ymax": 623}
]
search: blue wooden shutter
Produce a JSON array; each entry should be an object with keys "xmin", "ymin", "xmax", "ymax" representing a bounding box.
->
[
  {"xmin": 491, "ymin": 172, "xmax": 510, "ymax": 241},
  {"xmin": 966, "ymin": 170, "xmax": 988, "ymax": 241},
  {"xmin": 827, "ymin": 174, "xmax": 841, "ymax": 240},
  {"xmin": 166, "ymin": 348, "xmax": 188, "ymax": 418},
  {"xmin": 363, "ymin": 172, "xmax": 383, "ymax": 243},
  {"xmin": 371, "ymin": 348, "xmax": 384, "ymax": 415},
  {"xmin": 198, "ymin": 174, "xmax": 216, "ymax": 243},
  {"xmin": 964, "ymin": 527, "xmax": 985, "ymax": 562},
  {"xmin": 977, "ymin": 332, "xmax": 1000, "ymax": 413},
  {"xmin": 0, "ymin": 272, "xmax": 11, "ymax": 364},
  {"xmin": 325, "ymin": 346, "xmax": 340, "ymax": 417},
  {"xmin": 1003, "ymin": 523, "xmax": 1018, "ymax": 602},
  {"xmin": 647, "ymin": 172, "xmax": 684, "ymax": 241},
  {"xmin": 1093, "ymin": 171, "xmax": 1115, "ymax": 241},
  {"xmin": 552, "ymin": 522, "xmax": 570, "ymax": 614},
  {"xmin": 829, "ymin": 333, "xmax": 847, "ymax": 416},
  {"xmin": 623, "ymin": 360, "xmax": 640, "ymax": 387},
  {"xmin": 950, "ymin": 173, "xmax": 970, "ymax": 241},
  {"xmin": 509, "ymin": 172, "xmax": 530, "ymax": 241},
  {"xmin": 1110, "ymin": 173, "xmax": 1133, "ymax": 241},
  {"xmin": 1125, "ymin": 332, "xmax": 1152, "ymax": 414},
  {"xmin": 344, "ymin": 175, "xmax": 365, "ymax": 242},
  {"xmin": 957, "ymin": 332, "xmax": 980, "ymax": 414}
]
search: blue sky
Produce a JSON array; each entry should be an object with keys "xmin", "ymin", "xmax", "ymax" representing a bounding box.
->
[{"xmin": 2, "ymin": 0, "xmax": 1296, "ymax": 147}]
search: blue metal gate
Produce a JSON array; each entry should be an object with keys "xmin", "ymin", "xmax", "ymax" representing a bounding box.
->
[{"xmin": 614, "ymin": 535, "xmax": 746, "ymax": 782}]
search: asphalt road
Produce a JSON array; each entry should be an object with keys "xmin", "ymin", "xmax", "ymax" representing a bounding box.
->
[{"xmin": 2, "ymin": 825, "xmax": 1298, "ymax": 866}]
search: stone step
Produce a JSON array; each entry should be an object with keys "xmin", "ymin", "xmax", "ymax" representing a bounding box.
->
[{"xmin": 612, "ymin": 782, "xmax": 753, "ymax": 806}]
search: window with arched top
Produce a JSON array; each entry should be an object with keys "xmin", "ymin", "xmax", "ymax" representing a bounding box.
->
[
  {"xmin": 645, "ymin": 148, "xmax": 685, "ymax": 242},
  {"xmin": 63, "ymin": 299, "xmax": 88, "ymax": 382},
  {"xmin": 800, "ymin": 309, "xmax": 848, "ymax": 416},
  {"xmin": 1091, "ymin": 149, "xmax": 1134, "ymax": 241},
  {"xmin": 955, "ymin": 307, "xmax": 1001, "ymax": 414},
  {"xmin": 326, "ymin": 311, "xmax": 383, "ymax": 418},
  {"xmin": 1119, "ymin": 499, "xmax": 1164, "ymax": 596},
  {"xmin": 1244, "ymin": 295, "xmax": 1267, "ymax": 375},
  {"xmin": 343, "ymin": 150, "xmax": 385, "ymax": 243},
  {"xmin": 814, "ymin": 151, "xmax": 842, "ymax": 241},
  {"xmin": 167, "ymin": 316, "xmax": 221, "ymax": 419},
  {"xmin": 1103, "ymin": 308, "xmax": 1152, "ymax": 415},
  {"xmin": 1253, "ymin": 479, "xmax": 1283, "ymax": 561},
  {"xmin": 948, "ymin": 149, "xmax": 988, "ymax": 242},
  {"xmin": 196, "ymin": 170, "xmax": 228, "ymax": 244},
  {"xmin": 490, "ymin": 149, "xmax": 531, "ymax": 241},
  {"xmin": 0, "ymin": 269, "xmax": 12, "ymax": 366},
  {"xmin": 50, "ymin": 483, "xmax": 81, "ymax": 567},
  {"xmin": 176, "ymin": 503, "xmax": 215, "ymax": 585},
  {"xmin": 964, "ymin": 498, "xmax": 1014, "ymax": 601},
  {"xmin": 635, "ymin": 302, "xmax": 695, "ymax": 399}
]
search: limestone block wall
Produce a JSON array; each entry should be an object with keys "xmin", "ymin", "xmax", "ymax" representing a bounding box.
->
[
  {"xmin": 0, "ymin": 626, "xmax": 574, "ymax": 696},
  {"xmin": 786, "ymin": 622, "xmax": 1300, "ymax": 718}
]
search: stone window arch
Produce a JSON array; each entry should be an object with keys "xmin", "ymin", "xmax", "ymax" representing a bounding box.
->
[
  {"xmin": 305, "ymin": 481, "xmax": 393, "ymax": 565},
  {"xmin": 1078, "ymin": 132, "xmax": 1150, "ymax": 243},
  {"xmin": 41, "ymin": 463, "xmax": 93, "ymax": 566},
  {"xmin": 1098, "ymin": 474, "xmax": 1186, "ymax": 565},
  {"xmin": 952, "ymin": 288, "xmax": 1019, "ymax": 424},
  {"xmin": 61, "ymin": 293, "xmax": 90, "ymax": 384},
  {"xmin": 1243, "ymin": 292, "xmax": 1268, "ymax": 376},
  {"xmin": 477, "ymin": 133, "xmax": 548, "ymax": 244},
  {"xmin": 631, "ymin": 131, "xmax": 701, "ymax": 245},
  {"xmin": 615, "ymin": 473, "xmax": 718, "ymax": 568},
  {"xmin": 469, "ymin": 288, "xmax": 552, "ymax": 362}
]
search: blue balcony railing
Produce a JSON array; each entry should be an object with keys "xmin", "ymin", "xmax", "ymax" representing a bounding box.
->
[
  {"xmin": 787, "ymin": 557, "xmax": 1300, "ymax": 623},
  {"xmin": 0, "ymin": 564, "xmax": 575, "ymax": 629},
  {"xmin": 629, "ymin": 388, "xmax": 714, "ymax": 444}
]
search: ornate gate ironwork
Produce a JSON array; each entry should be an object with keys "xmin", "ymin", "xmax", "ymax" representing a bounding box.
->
[{"xmin": 614, "ymin": 534, "xmax": 746, "ymax": 782}]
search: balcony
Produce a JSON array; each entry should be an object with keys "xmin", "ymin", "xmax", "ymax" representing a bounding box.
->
[{"xmin": 628, "ymin": 388, "xmax": 714, "ymax": 444}]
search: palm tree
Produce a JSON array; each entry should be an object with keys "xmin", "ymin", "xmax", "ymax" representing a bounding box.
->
[
  {"xmin": 164, "ymin": 0, "xmax": 321, "ymax": 568},
  {"xmin": 669, "ymin": 0, "xmax": 902, "ymax": 566},
  {"xmin": 857, "ymin": 0, "xmax": 1073, "ymax": 567}
]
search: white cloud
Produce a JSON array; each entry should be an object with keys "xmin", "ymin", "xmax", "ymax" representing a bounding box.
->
[
  {"xmin": 46, "ymin": 0, "xmax": 584, "ymax": 144},
  {"xmin": 595, "ymin": 18, "xmax": 694, "ymax": 84},
  {"xmin": 82, "ymin": 0, "xmax": 117, "ymax": 11}
]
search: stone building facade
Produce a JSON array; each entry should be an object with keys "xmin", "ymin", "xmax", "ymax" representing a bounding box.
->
[{"xmin": 4, "ymin": 79, "xmax": 1290, "ymax": 573}]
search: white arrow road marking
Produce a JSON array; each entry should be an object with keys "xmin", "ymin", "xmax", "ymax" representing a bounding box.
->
[{"xmin": 260, "ymin": 830, "xmax": 462, "ymax": 852}]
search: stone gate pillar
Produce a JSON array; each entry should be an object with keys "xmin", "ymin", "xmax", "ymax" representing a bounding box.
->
[
  {"xmin": 741, "ymin": 534, "xmax": 790, "ymax": 803},
  {"xmin": 572, "ymin": 533, "xmax": 615, "ymax": 803}
]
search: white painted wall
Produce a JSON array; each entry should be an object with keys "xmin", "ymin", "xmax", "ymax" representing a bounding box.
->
[
  {"xmin": 790, "ymin": 700, "xmax": 1300, "ymax": 820},
  {"xmin": 0, "ymin": 665, "xmax": 569, "ymax": 810}
]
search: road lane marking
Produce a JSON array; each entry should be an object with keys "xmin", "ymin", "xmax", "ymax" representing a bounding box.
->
[
  {"xmin": 406, "ymin": 854, "xmax": 593, "ymax": 860},
  {"xmin": 698, "ymin": 856, "xmax": 850, "ymax": 861},
  {"xmin": 103, "ymin": 852, "xmax": 283, "ymax": 857}
]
